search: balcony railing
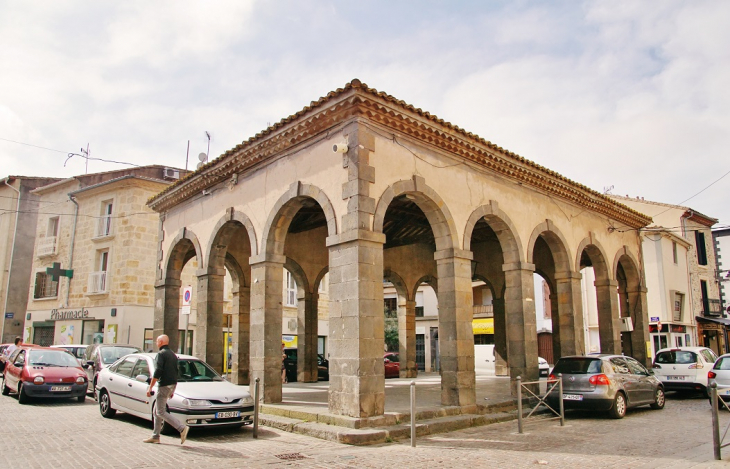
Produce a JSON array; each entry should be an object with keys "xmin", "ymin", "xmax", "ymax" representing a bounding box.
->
[
  {"xmin": 88, "ymin": 271, "xmax": 108, "ymax": 294},
  {"xmin": 473, "ymin": 304, "xmax": 494, "ymax": 317},
  {"xmin": 94, "ymin": 215, "xmax": 113, "ymax": 238},
  {"xmin": 37, "ymin": 236, "xmax": 57, "ymax": 257},
  {"xmin": 706, "ymin": 299, "xmax": 722, "ymax": 316}
]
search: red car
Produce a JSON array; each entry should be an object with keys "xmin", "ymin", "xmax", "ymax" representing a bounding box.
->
[
  {"xmin": 384, "ymin": 352, "xmax": 400, "ymax": 378},
  {"xmin": 2, "ymin": 346, "xmax": 88, "ymax": 404}
]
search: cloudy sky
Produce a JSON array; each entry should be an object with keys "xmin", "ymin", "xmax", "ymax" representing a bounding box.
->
[{"xmin": 1, "ymin": 1, "xmax": 728, "ymax": 227}]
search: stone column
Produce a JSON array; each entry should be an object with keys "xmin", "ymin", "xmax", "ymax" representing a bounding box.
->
[
  {"xmin": 195, "ymin": 267, "xmax": 226, "ymax": 372},
  {"xmin": 326, "ymin": 232, "xmax": 385, "ymax": 417},
  {"xmin": 297, "ymin": 290, "xmax": 319, "ymax": 382},
  {"xmin": 503, "ymin": 262, "xmax": 539, "ymax": 393},
  {"xmin": 398, "ymin": 299, "xmax": 417, "ymax": 378},
  {"xmin": 231, "ymin": 285, "xmax": 250, "ymax": 385},
  {"xmin": 492, "ymin": 298, "xmax": 508, "ymax": 376},
  {"xmin": 595, "ymin": 279, "xmax": 622, "ymax": 354},
  {"xmin": 153, "ymin": 279, "xmax": 182, "ymax": 352},
  {"xmin": 435, "ymin": 249, "xmax": 476, "ymax": 407},
  {"xmin": 249, "ymin": 255, "xmax": 285, "ymax": 403},
  {"xmin": 554, "ymin": 272, "xmax": 586, "ymax": 359},
  {"xmin": 626, "ymin": 286, "xmax": 650, "ymax": 366}
]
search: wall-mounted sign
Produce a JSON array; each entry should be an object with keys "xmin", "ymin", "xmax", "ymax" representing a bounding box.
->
[
  {"xmin": 4, "ymin": 312, "xmax": 13, "ymax": 319},
  {"xmin": 181, "ymin": 285, "xmax": 192, "ymax": 315},
  {"xmin": 650, "ymin": 316, "xmax": 660, "ymax": 322},
  {"xmin": 49, "ymin": 308, "xmax": 93, "ymax": 321}
]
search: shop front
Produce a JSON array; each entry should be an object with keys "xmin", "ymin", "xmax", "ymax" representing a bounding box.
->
[
  {"xmin": 649, "ymin": 322, "xmax": 697, "ymax": 359},
  {"xmin": 695, "ymin": 316, "xmax": 730, "ymax": 357}
]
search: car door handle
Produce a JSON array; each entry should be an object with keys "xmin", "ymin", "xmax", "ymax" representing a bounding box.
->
[
  {"xmin": 128, "ymin": 383, "xmax": 133, "ymax": 387},
  {"xmin": 109, "ymin": 377, "xmax": 113, "ymax": 381}
]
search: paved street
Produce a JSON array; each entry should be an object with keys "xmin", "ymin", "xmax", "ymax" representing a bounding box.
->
[{"xmin": 1, "ymin": 389, "xmax": 729, "ymax": 468}]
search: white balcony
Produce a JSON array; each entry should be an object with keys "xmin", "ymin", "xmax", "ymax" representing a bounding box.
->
[
  {"xmin": 94, "ymin": 215, "xmax": 113, "ymax": 238},
  {"xmin": 88, "ymin": 271, "xmax": 108, "ymax": 294},
  {"xmin": 473, "ymin": 304, "xmax": 494, "ymax": 317},
  {"xmin": 37, "ymin": 236, "xmax": 57, "ymax": 257}
]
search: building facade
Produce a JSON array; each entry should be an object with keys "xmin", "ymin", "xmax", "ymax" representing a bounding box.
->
[{"xmin": 714, "ymin": 227, "xmax": 730, "ymax": 315}]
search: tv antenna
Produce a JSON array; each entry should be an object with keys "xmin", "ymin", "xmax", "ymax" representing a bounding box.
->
[{"xmin": 603, "ymin": 185, "xmax": 614, "ymax": 195}]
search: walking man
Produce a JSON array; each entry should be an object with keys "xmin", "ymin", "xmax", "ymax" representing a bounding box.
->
[{"xmin": 143, "ymin": 334, "xmax": 189, "ymax": 444}]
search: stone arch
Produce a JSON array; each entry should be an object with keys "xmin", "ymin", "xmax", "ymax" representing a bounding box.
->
[
  {"xmin": 526, "ymin": 220, "xmax": 573, "ymax": 272},
  {"xmin": 463, "ymin": 201, "xmax": 524, "ymax": 264},
  {"xmin": 372, "ymin": 176, "xmax": 459, "ymax": 252},
  {"xmin": 575, "ymin": 234, "xmax": 612, "ymax": 282},
  {"xmin": 206, "ymin": 209, "xmax": 258, "ymax": 269},
  {"xmin": 163, "ymin": 227, "xmax": 204, "ymax": 280},
  {"xmin": 471, "ymin": 274, "xmax": 495, "ymax": 299},
  {"xmin": 613, "ymin": 246, "xmax": 643, "ymax": 287},
  {"xmin": 313, "ymin": 266, "xmax": 329, "ymax": 295},
  {"xmin": 284, "ymin": 257, "xmax": 311, "ymax": 295},
  {"xmin": 384, "ymin": 269, "xmax": 410, "ymax": 300},
  {"xmin": 613, "ymin": 246, "xmax": 649, "ymax": 364},
  {"xmin": 413, "ymin": 274, "xmax": 438, "ymax": 299},
  {"xmin": 261, "ymin": 182, "xmax": 337, "ymax": 258}
]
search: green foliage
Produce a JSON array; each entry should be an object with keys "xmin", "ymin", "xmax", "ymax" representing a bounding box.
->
[{"xmin": 384, "ymin": 305, "xmax": 399, "ymax": 352}]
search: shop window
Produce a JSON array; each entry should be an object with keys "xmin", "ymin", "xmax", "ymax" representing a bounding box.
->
[{"xmin": 82, "ymin": 320, "xmax": 105, "ymax": 344}]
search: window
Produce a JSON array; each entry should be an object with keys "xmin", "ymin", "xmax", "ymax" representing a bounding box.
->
[
  {"xmin": 609, "ymin": 357, "xmax": 630, "ymax": 374},
  {"xmin": 625, "ymin": 357, "xmax": 648, "ymax": 376},
  {"xmin": 131, "ymin": 358, "xmax": 150, "ymax": 378},
  {"xmin": 318, "ymin": 273, "xmax": 328, "ymax": 293},
  {"xmin": 96, "ymin": 200, "xmax": 113, "ymax": 237},
  {"xmin": 34, "ymin": 272, "xmax": 59, "ymax": 298},
  {"xmin": 384, "ymin": 297, "xmax": 397, "ymax": 315},
  {"xmin": 695, "ymin": 231, "xmax": 708, "ymax": 266},
  {"xmin": 88, "ymin": 250, "xmax": 109, "ymax": 293},
  {"xmin": 114, "ymin": 357, "xmax": 137, "ymax": 378},
  {"xmin": 672, "ymin": 241, "xmax": 678, "ymax": 264},
  {"xmin": 284, "ymin": 270, "xmax": 296, "ymax": 306},
  {"xmin": 701, "ymin": 280, "xmax": 710, "ymax": 315},
  {"xmin": 47, "ymin": 217, "xmax": 59, "ymax": 237},
  {"xmin": 143, "ymin": 329, "xmax": 154, "ymax": 352},
  {"xmin": 82, "ymin": 320, "xmax": 104, "ymax": 344},
  {"xmin": 178, "ymin": 330, "xmax": 193, "ymax": 354}
]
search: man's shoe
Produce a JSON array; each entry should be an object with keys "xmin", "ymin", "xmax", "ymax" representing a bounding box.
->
[
  {"xmin": 143, "ymin": 437, "xmax": 160, "ymax": 444},
  {"xmin": 180, "ymin": 426, "xmax": 189, "ymax": 444}
]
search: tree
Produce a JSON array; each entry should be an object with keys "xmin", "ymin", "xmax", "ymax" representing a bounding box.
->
[{"xmin": 384, "ymin": 304, "xmax": 399, "ymax": 352}]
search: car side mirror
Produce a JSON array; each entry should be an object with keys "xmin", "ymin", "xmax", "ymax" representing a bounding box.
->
[
  {"xmin": 14, "ymin": 361, "xmax": 23, "ymax": 367},
  {"xmin": 84, "ymin": 360, "xmax": 95, "ymax": 369},
  {"xmin": 384, "ymin": 358, "xmax": 390, "ymax": 364},
  {"xmin": 135, "ymin": 374, "xmax": 149, "ymax": 383}
]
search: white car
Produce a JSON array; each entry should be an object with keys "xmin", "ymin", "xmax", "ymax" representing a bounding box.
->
[
  {"xmin": 652, "ymin": 347, "xmax": 718, "ymax": 396},
  {"xmin": 50, "ymin": 345, "xmax": 88, "ymax": 366},
  {"xmin": 708, "ymin": 353, "xmax": 730, "ymax": 408},
  {"xmin": 538, "ymin": 357, "xmax": 550, "ymax": 378},
  {"xmin": 96, "ymin": 353, "xmax": 254, "ymax": 431}
]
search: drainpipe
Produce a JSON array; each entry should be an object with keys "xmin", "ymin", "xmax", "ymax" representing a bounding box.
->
[
  {"xmin": 1, "ymin": 177, "xmax": 20, "ymax": 342},
  {"xmin": 680, "ymin": 211, "xmax": 697, "ymax": 345},
  {"xmin": 66, "ymin": 194, "xmax": 79, "ymax": 308}
]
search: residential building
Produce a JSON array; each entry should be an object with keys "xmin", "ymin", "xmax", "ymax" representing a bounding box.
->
[
  {"xmin": 713, "ymin": 227, "xmax": 730, "ymax": 315},
  {"xmin": 0, "ymin": 176, "xmax": 61, "ymax": 343},
  {"xmin": 23, "ymin": 166, "xmax": 186, "ymax": 348}
]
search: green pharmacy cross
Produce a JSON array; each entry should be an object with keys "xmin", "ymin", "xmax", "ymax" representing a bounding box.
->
[{"xmin": 46, "ymin": 262, "xmax": 74, "ymax": 282}]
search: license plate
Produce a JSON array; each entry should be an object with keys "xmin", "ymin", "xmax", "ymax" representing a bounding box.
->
[
  {"xmin": 563, "ymin": 394, "xmax": 583, "ymax": 401},
  {"xmin": 666, "ymin": 376, "xmax": 686, "ymax": 381},
  {"xmin": 50, "ymin": 386, "xmax": 71, "ymax": 392},
  {"xmin": 215, "ymin": 411, "xmax": 240, "ymax": 419}
]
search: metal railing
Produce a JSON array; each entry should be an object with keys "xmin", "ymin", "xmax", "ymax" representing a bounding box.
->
[
  {"xmin": 88, "ymin": 271, "xmax": 107, "ymax": 294},
  {"xmin": 516, "ymin": 375, "xmax": 565, "ymax": 434},
  {"xmin": 95, "ymin": 215, "xmax": 113, "ymax": 238},
  {"xmin": 37, "ymin": 236, "xmax": 58, "ymax": 257},
  {"xmin": 473, "ymin": 305, "xmax": 494, "ymax": 316},
  {"xmin": 710, "ymin": 382, "xmax": 730, "ymax": 459}
]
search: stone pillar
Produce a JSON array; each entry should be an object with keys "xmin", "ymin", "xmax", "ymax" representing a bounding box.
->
[
  {"xmin": 195, "ymin": 267, "xmax": 226, "ymax": 373},
  {"xmin": 503, "ymin": 262, "xmax": 539, "ymax": 393},
  {"xmin": 231, "ymin": 285, "xmax": 250, "ymax": 385},
  {"xmin": 554, "ymin": 272, "xmax": 586, "ymax": 359},
  {"xmin": 153, "ymin": 279, "xmax": 181, "ymax": 352},
  {"xmin": 492, "ymin": 298, "xmax": 508, "ymax": 376},
  {"xmin": 326, "ymin": 232, "xmax": 385, "ymax": 417},
  {"xmin": 398, "ymin": 299, "xmax": 417, "ymax": 378},
  {"xmin": 595, "ymin": 279, "xmax": 622, "ymax": 354},
  {"xmin": 249, "ymin": 256, "xmax": 285, "ymax": 403},
  {"xmin": 435, "ymin": 249, "xmax": 475, "ymax": 407},
  {"xmin": 297, "ymin": 290, "xmax": 319, "ymax": 382},
  {"xmin": 626, "ymin": 286, "xmax": 650, "ymax": 366}
]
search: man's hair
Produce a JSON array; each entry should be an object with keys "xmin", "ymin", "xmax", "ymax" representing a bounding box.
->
[{"xmin": 14, "ymin": 337, "xmax": 21, "ymax": 345}]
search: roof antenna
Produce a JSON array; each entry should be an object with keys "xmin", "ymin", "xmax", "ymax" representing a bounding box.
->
[{"xmin": 205, "ymin": 131, "xmax": 211, "ymax": 161}]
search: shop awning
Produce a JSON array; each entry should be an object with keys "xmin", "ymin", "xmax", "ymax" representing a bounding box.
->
[{"xmin": 695, "ymin": 316, "xmax": 730, "ymax": 326}]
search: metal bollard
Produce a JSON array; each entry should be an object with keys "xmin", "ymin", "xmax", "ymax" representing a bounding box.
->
[
  {"xmin": 517, "ymin": 376, "xmax": 523, "ymax": 434},
  {"xmin": 410, "ymin": 380, "xmax": 416, "ymax": 447},
  {"xmin": 558, "ymin": 373, "xmax": 564, "ymax": 427},
  {"xmin": 711, "ymin": 382, "xmax": 720, "ymax": 460},
  {"xmin": 253, "ymin": 377, "xmax": 260, "ymax": 439}
]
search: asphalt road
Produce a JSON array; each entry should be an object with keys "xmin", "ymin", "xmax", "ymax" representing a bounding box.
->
[{"xmin": 1, "ymin": 388, "xmax": 728, "ymax": 468}]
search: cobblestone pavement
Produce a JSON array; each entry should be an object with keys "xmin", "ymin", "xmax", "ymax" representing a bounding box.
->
[{"xmin": 1, "ymin": 390, "xmax": 729, "ymax": 468}]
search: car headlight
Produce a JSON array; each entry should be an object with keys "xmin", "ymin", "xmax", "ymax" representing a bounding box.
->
[
  {"xmin": 33, "ymin": 376, "xmax": 45, "ymax": 385},
  {"xmin": 182, "ymin": 398, "xmax": 212, "ymax": 407},
  {"xmin": 241, "ymin": 396, "xmax": 253, "ymax": 405},
  {"xmin": 76, "ymin": 376, "xmax": 86, "ymax": 385}
]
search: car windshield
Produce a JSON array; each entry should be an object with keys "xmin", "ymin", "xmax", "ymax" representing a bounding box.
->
[
  {"xmin": 177, "ymin": 359, "xmax": 224, "ymax": 382},
  {"xmin": 28, "ymin": 350, "xmax": 80, "ymax": 367},
  {"xmin": 100, "ymin": 346, "xmax": 141, "ymax": 364},
  {"xmin": 655, "ymin": 351, "xmax": 697, "ymax": 365},
  {"xmin": 552, "ymin": 358, "xmax": 602, "ymax": 375},
  {"xmin": 715, "ymin": 357, "xmax": 730, "ymax": 371}
]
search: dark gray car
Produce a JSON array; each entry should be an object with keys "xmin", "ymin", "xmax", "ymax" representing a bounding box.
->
[{"xmin": 546, "ymin": 354, "xmax": 665, "ymax": 419}]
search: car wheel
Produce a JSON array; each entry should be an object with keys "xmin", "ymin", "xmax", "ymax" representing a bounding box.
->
[
  {"xmin": 17, "ymin": 383, "xmax": 29, "ymax": 405},
  {"xmin": 650, "ymin": 388, "xmax": 665, "ymax": 410},
  {"xmin": 1, "ymin": 377, "xmax": 9, "ymax": 396},
  {"xmin": 151, "ymin": 402, "xmax": 173, "ymax": 435},
  {"xmin": 99, "ymin": 390, "xmax": 116, "ymax": 418},
  {"xmin": 608, "ymin": 392, "xmax": 626, "ymax": 419}
]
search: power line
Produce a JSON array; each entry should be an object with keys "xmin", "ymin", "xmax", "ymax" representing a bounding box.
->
[{"xmin": 0, "ymin": 136, "xmax": 141, "ymax": 168}]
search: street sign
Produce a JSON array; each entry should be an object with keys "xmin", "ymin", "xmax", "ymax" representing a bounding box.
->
[
  {"xmin": 4, "ymin": 312, "xmax": 13, "ymax": 319},
  {"xmin": 181, "ymin": 285, "xmax": 192, "ymax": 315},
  {"xmin": 650, "ymin": 316, "xmax": 660, "ymax": 322}
]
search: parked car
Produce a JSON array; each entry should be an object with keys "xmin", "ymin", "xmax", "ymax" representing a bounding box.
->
[
  {"xmin": 96, "ymin": 353, "xmax": 254, "ymax": 431},
  {"xmin": 51, "ymin": 345, "xmax": 88, "ymax": 365},
  {"xmin": 384, "ymin": 352, "xmax": 400, "ymax": 378},
  {"xmin": 1, "ymin": 346, "xmax": 87, "ymax": 404},
  {"xmin": 652, "ymin": 347, "xmax": 718, "ymax": 397},
  {"xmin": 546, "ymin": 354, "xmax": 664, "ymax": 419},
  {"xmin": 0, "ymin": 343, "xmax": 11, "ymax": 374},
  {"xmin": 83, "ymin": 344, "xmax": 142, "ymax": 394},
  {"xmin": 708, "ymin": 353, "xmax": 730, "ymax": 408},
  {"xmin": 282, "ymin": 348, "xmax": 329, "ymax": 382},
  {"xmin": 538, "ymin": 357, "xmax": 550, "ymax": 377}
]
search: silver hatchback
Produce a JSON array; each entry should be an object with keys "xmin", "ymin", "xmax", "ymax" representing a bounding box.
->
[{"xmin": 546, "ymin": 354, "xmax": 665, "ymax": 419}]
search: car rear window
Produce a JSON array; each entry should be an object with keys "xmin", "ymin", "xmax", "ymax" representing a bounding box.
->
[
  {"xmin": 714, "ymin": 357, "xmax": 730, "ymax": 371},
  {"xmin": 655, "ymin": 351, "xmax": 697, "ymax": 365},
  {"xmin": 552, "ymin": 358, "xmax": 602, "ymax": 375}
]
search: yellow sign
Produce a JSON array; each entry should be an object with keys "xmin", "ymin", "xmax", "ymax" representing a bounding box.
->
[{"xmin": 473, "ymin": 318, "xmax": 494, "ymax": 335}]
